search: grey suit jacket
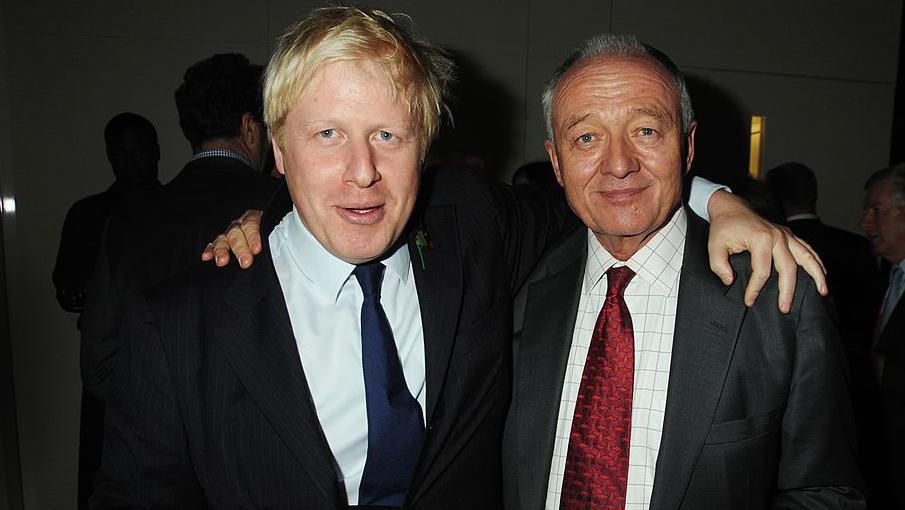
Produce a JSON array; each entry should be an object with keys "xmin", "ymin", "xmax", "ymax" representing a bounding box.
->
[{"xmin": 503, "ymin": 209, "xmax": 865, "ymax": 509}]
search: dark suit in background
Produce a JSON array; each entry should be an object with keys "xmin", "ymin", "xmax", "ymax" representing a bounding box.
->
[
  {"xmin": 785, "ymin": 217, "xmax": 883, "ymax": 349},
  {"xmin": 54, "ymin": 112, "xmax": 162, "ymax": 509},
  {"xmin": 874, "ymin": 281, "xmax": 905, "ymax": 509},
  {"xmin": 81, "ymin": 156, "xmax": 278, "ymax": 399},
  {"xmin": 503, "ymin": 212, "xmax": 864, "ymax": 509},
  {"xmin": 91, "ymin": 167, "xmax": 569, "ymax": 508}
]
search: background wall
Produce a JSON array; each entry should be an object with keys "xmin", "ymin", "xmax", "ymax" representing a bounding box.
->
[{"xmin": 0, "ymin": 0, "xmax": 901, "ymax": 507}]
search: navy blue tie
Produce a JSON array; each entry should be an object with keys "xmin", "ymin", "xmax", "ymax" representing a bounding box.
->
[{"xmin": 353, "ymin": 262, "xmax": 424, "ymax": 507}]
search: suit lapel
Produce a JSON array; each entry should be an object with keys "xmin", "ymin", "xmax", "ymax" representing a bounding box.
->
[
  {"xmin": 511, "ymin": 227, "xmax": 586, "ymax": 509},
  {"xmin": 408, "ymin": 204, "xmax": 463, "ymax": 424},
  {"xmin": 220, "ymin": 251, "xmax": 343, "ymax": 503},
  {"xmin": 649, "ymin": 213, "xmax": 745, "ymax": 510}
]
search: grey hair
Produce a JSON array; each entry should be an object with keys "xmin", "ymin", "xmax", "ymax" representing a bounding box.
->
[
  {"xmin": 541, "ymin": 33, "xmax": 694, "ymax": 140},
  {"xmin": 865, "ymin": 162, "xmax": 905, "ymax": 209}
]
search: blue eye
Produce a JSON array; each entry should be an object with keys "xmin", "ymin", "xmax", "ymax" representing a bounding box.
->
[
  {"xmin": 319, "ymin": 129, "xmax": 334, "ymax": 138},
  {"xmin": 639, "ymin": 127, "xmax": 655, "ymax": 136},
  {"xmin": 379, "ymin": 130, "xmax": 394, "ymax": 140},
  {"xmin": 578, "ymin": 133, "xmax": 593, "ymax": 143}
]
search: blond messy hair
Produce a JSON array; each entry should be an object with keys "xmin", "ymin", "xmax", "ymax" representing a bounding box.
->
[{"xmin": 264, "ymin": 6, "xmax": 453, "ymax": 153}]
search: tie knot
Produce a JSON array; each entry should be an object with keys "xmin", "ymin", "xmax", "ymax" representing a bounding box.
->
[
  {"xmin": 606, "ymin": 266, "xmax": 635, "ymax": 298},
  {"xmin": 353, "ymin": 262, "xmax": 385, "ymax": 298}
]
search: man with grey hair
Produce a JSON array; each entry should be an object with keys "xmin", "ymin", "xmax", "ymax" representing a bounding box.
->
[
  {"xmin": 859, "ymin": 163, "xmax": 905, "ymax": 508},
  {"xmin": 503, "ymin": 33, "xmax": 863, "ymax": 509}
]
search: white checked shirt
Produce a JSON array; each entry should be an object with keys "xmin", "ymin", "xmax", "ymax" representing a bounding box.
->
[{"xmin": 546, "ymin": 208, "xmax": 687, "ymax": 510}]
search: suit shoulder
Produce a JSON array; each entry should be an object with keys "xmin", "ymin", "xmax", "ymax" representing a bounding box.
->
[
  {"xmin": 726, "ymin": 251, "xmax": 822, "ymax": 316},
  {"xmin": 144, "ymin": 258, "xmax": 240, "ymax": 312},
  {"xmin": 420, "ymin": 165, "xmax": 495, "ymax": 205}
]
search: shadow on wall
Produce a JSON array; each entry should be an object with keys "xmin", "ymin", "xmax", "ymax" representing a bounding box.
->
[
  {"xmin": 426, "ymin": 50, "xmax": 516, "ymax": 182},
  {"xmin": 685, "ymin": 74, "xmax": 782, "ymax": 222},
  {"xmin": 686, "ymin": 74, "xmax": 749, "ymax": 186}
]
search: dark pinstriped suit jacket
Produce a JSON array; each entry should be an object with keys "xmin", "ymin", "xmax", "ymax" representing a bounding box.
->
[
  {"xmin": 91, "ymin": 167, "xmax": 571, "ymax": 509},
  {"xmin": 503, "ymin": 210, "xmax": 865, "ymax": 509}
]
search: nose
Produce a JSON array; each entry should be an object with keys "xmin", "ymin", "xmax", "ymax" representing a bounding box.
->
[
  {"xmin": 601, "ymin": 136, "xmax": 640, "ymax": 179},
  {"xmin": 344, "ymin": 138, "xmax": 380, "ymax": 188}
]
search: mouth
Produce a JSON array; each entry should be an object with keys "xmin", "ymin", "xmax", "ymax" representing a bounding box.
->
[
  {"xmin": 597, "ymin": 187, "xmax": 646, "ymax": 202},
  {"xmin": 336, "ymin": 205, "xmax": 385, "ymax": 225}
]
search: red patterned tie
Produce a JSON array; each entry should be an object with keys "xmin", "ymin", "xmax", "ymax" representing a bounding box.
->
[{"xmin": 560, "ymin": 265, "xmax": 636, "ymax": 510}]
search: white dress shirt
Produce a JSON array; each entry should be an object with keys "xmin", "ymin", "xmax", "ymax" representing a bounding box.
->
[
  {"xmin": 546, "ymin": 208, "xmax": 687, "ymax": 510},
  {"xmin": 269, "ymin": 207, "xmax": 426, "ymax": 505}
]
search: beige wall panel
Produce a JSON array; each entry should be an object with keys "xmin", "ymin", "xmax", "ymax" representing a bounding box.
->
[
  {"xmin": 527, "ymin": 0, "xmax": 613, "ymax": 58},
  {"xmin": 268, "ymin": 0, "xmax": 530, "ymax": 55},
  {"xmin": 524, "ymin": 55, "xmax": 564, "ymax": 165},
  {"xmin": 611, "ymin": 0, "xmax": 901, "ymax": 83},
  {"xmin": 5, "ymin": 0, "xmax": 267, "ymax": 43},
  {"xmin": 437, "ymin": 50, "xmax": 528, "ymax": 181},
  {"xmin": 695, "ymin": 69, "xmax": 894, "ymax": 232}
]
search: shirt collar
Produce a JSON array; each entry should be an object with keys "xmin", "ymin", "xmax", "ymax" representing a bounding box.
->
[
  {"xmin": 895, "ymin": 258, "xmax": 905, "ymax": 273},
  {"xmin": 276, "ymin": 206, "xmax": 411, "ymax": 301},
  {"xmin": 191, "ymin": 148, "xmax": 251, "ymax": 168},
  {"xmin": 584, "ymin": 207, "xmax": 687, "ymax": 296}
]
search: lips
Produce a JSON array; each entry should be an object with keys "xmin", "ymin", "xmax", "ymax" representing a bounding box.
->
[
  {"xmin": 597, "ymin": 187, "xmax": 646, "ymax": 202},
  {"xmin": 336, "ymin": 204, "xmax": 385, "ymax": 225}
]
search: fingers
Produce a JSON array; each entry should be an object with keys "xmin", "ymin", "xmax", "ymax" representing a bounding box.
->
[
  {"xmin": 770, "ymin": 230, "xmax": 798, "ymax": 314},
  {"xmin": 225, "ymin": 222, "xmax": 254, "ymax": 268},
  {"xmin": 788, "ymin": 237, "xmax": 828, "ymax": 296},
  {"xmin": 200, "ymin": 209, "xmax": 265, "ymax": 269},
  {"xmin": 201, "ymin": 242, "xmax": 215, "ymax": 261},
  {"xmin": 745, "ymin": 230, "xmax": 774, "ymax": 309},
  {"xmin": 239, "ymin": 210, "xmax": 263, "ymax": 256},
  {"xmin": 211, "ymin": 233, "xmax": 234, "ymax": 267},
  {"xmin": 707, "ymin": 237, "xmax": 735, "ymax": 286}
]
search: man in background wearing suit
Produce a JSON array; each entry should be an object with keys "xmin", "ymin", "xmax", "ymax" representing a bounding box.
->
[
  {"xmin": 93, "ymin": 8, "xmax": 826, "ymax": 509},
  {"xmin": 81, "ymin": 53, "xmax": 277, "ymax": 504},
  {"xmin": 81, "ymin": 53, "xmax": 277, "ymax": 401},
  {"xmin": 503, "ymin": 34, "xmax": 863, "ymax": 509},
  {"xmin": 54, "ymin": 111, "xmax": 161, "ymax": 509},
  {"xmin": 859, "ymin": 163, "xmax": 905, "ymax": 509},
  {"xmin": 766, "ymin": 162, "xmax": 883, "ymax": 350}
]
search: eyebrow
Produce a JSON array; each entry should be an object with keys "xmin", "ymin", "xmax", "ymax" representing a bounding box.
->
[
  {"xmin": 564, "ymin": 113, "xmax": 592, "ymax": 132},
  {"xmin": 631, "ymin": 105, "xmax": 674, "ymax": 126}
]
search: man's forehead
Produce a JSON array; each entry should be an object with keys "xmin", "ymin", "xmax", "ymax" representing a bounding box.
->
[{"xmin": 554, "ymin": 55, "xmax": 679, "ymax": 124}]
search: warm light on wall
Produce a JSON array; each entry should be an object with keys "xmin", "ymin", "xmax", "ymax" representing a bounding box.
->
[
  {"xmin": 1, "ymin": 197, "xmax": 15, "ymax": 214},
  {"xmin": 749, "ymin": 115, "xmax": 766, "ymax": 179}
]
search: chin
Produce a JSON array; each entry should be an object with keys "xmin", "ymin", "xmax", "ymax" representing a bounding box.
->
[{"xmin": 333, "ymin": 236, "xmax": 397, "ymax": 264}]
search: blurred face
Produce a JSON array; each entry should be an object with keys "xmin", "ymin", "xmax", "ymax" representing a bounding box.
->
[
  {"xmin": 107, "ymin": 130, "xmax": 160, "ymax": 187},
  {"xmin": 860, "ymin": 178, "xmax": 905, "ymax": 264},
  {"xmin": 545, "ymin": 55, "xmax": 695, "ymax": 260},
  {"xmin": 273, "ymin": 59, "xmax": 421, "ymax": 264}
]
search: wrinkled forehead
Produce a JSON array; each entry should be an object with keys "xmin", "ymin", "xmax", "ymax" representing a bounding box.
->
[{"xmin": 553, "ymin": 54, "xmax": 681, "ymax": 121}]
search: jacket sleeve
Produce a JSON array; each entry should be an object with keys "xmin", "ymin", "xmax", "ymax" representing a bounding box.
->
[
  {"xmin": 773, "ymin": 274, "xmax": 866, "ymax": 508},
  {"xmin": 80, "ymin": 227, "xmax": 122, "ymax": 401},
  {"xmin": 90, "ymin": 294, "xmax": 206, "ymax": 509}
]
